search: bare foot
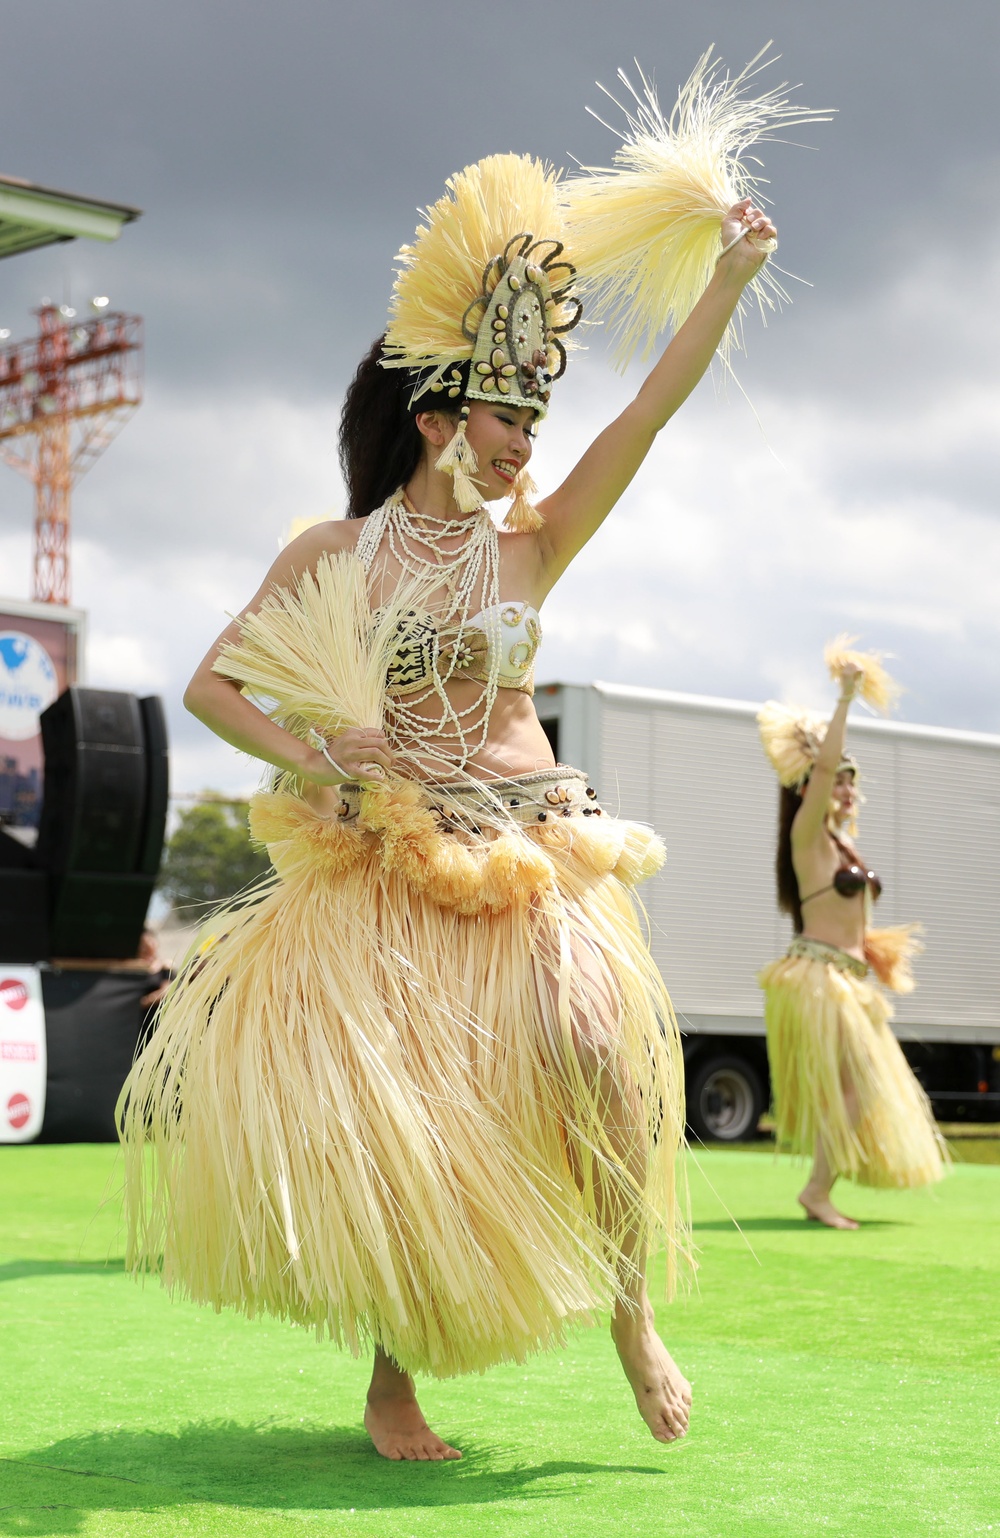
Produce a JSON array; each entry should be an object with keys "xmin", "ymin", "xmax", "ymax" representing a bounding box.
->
[
  {"xmin": 364, "ymin": 1390, "xmax": 461, "ymax": 1462},
  {"xmin": 798, "ymin": 1184, "xmax": 859, "ymax": 1230},
  {"xmin": 611, "ymin": 1301, "xmax": 692, "ymax": 1443}
]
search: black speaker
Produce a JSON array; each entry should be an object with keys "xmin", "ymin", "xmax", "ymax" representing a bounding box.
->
[
  {"xmin": 0, "ymin": 827, "xmax": 36, "ymax": 870},
  {"xmin": 137, "ymin": 694, "xmax": 169, "ymax": 877},
  {"xmin": 49, "ymin": 872, "xmax": 155, "ymax": 960},
  {"xmin": 39, "ymin": 968, "xmax": 152, "ymax": 1141},
  {"xmin": 0, "ymin": 870, "xmax": 50, "ymax": 960},
  {"xmin": 37, "ymin": 689, "xmax": 146, "ymax": 874}
]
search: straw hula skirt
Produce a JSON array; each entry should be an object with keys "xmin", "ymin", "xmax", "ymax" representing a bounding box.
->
[
  {"xmin": 119, "ymin": 767, "xmax": 686, "ymax": 1378},
  {"xmin": 758, "ymin": 935, "xmax": 947, "ymax": 1189}
]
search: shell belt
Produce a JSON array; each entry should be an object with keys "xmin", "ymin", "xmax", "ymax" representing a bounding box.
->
[
  {"xmin": 248, "ymin": 767, "xmax": 665, "ymax": 918},
  {"xmin": 333, "ymin": 766, "xmax": 605, "ymax": 834},
  {"xmin": 787, "ymin": 936, "xmax": 869, "ymax": 979}
]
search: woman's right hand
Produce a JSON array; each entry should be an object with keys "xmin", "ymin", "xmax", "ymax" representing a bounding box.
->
[
  {"xmin": 837, "ymin": 661, "xmax": 864, "ymax": 702},
  {"xmin": 306, "ymin": 726, "xmax": 394, "ymax": 785}
]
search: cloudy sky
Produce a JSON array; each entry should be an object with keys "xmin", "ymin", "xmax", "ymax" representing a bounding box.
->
[{"xmin": 1, "ymin": 0, "xmax": 998, "ymax": 798}]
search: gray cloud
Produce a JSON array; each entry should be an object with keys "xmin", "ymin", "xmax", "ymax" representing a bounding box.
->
[{"xmin": 1, "ymin": 0, "xmax": 998, "ymax": 794}]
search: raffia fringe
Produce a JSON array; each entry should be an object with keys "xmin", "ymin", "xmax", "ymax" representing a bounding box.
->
[
  {"xmin": 251, "ymin": 785, "xmax": 665, "ymax": 916},
  {"xmin": 759, "ymin": 949, "xmax": 947, "ymax": 1189},
  {"xmin": 119, "ymin": 801, "xmax": 686, "ymax": 1377},
  {"xmin": 864, "ymin": 923, "xmax": 923, "ymax": 993}
]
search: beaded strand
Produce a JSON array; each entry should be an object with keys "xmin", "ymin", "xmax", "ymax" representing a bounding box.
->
[{"xmin": 357, "ymin": 490, "xmax": 503, "ymax": 773}]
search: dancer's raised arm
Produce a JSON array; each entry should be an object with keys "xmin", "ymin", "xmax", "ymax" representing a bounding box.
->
[
  {"xmin": 536, "ymin": 198, "xmax": 776, "ymax": 584},
  {"xmin": 792, "ymin": 663, "xmax": 863, "ymax": 850}
]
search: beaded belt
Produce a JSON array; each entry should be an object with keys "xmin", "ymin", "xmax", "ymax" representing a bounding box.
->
[
  {"xmin": 334, "ymin": 766, "xmax": 605, "ymax": 832},
  {"xmin": 788, "ymin": 936, "xmax": 869, "ymax": 978}
]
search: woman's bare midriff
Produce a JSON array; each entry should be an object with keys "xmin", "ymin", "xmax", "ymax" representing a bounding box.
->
[
  {"xmin": 799, "ymin": 890, "xmax": 867, "ymax": 961},
  {"xmin": 396, "ymin": 684, "xmax": 556, "ymax": 783}
]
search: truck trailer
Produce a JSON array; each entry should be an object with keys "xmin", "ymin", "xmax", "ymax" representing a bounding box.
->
[{"xmin": 534, "ymin": 681, "xmax": 1000, "ymax": 1142}]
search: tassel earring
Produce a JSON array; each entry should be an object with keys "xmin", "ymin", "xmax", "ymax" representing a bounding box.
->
[
  {"xmin": 503, "ymin": 466, "xmax": 544, "ymax": 532},
  {"xmin": 435, "ymin": 404, "xmax": 483, "ymax": 513}
]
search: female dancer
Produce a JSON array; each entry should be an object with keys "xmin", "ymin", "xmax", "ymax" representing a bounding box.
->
[
  {"xmin": 758, "ymin": 647, "xmax": 947, "ymax": 1230},
  {"xmin": 121, "ymin": 152, "xmax": 775, "ymax": 1461}
]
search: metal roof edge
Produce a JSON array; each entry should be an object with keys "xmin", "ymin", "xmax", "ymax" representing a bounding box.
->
[
  {"xmin": 0, "ymin": 174, "xmax": 142, "ymax": 220},
  {"xmin": 535, "ymin": 679, "xmax": 1000, "ymax": 751}
]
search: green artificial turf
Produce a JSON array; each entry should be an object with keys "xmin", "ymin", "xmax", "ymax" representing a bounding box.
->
[{"xmin": 1, "ymin": 1146, "xmax": 997, "ymax": 1538}]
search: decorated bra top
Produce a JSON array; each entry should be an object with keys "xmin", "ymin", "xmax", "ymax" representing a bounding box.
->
[
  {"xmin": 801, "ymin": 835, "xmax": 883, "ymax": 909},
  {"xmin": 385, "ymin": 602, "xmax": 542, "ymax": 699}
]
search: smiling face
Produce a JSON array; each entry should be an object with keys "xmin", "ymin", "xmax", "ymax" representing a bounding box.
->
[{"xmin": 462, "ymin": 400, "xmax": 536, "ymax": 501}]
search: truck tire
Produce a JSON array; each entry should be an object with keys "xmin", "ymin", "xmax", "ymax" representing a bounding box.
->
[{"xmin": 687, "ymin": 1054, "xmax": 766, "ymax": 1144}]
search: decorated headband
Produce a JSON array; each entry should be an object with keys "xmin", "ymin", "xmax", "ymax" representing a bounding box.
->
[
  {"xmin": 757, "ymin": 636, "xmax": 902, "ymax": 790},
  {"xmin": 379, "ymin": 49, "xmax": 829, "ymax": 531}
]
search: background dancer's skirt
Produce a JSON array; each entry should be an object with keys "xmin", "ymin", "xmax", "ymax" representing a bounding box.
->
[
  {"xmin": 119, "ymin": 769, "xmax": 686, "ymax": 1378},
  {"xmin": 758, "ymin": 939, "xmax": 947, "ymax": 1188}
]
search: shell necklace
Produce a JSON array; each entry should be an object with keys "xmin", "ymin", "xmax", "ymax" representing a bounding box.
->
[{"xmin": 356, "ymin": 488, "xmax": 501, "ymax": 773}]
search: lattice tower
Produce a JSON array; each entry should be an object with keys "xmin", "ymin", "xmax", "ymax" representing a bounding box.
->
[{"xmin": 0, "ymin": 304, "xmax": 142, "ymax": 603}]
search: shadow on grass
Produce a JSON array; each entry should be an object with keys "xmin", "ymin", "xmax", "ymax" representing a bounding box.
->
[
  {"xmin": 4, "ymin": 1422, "xmax": 667, "ymax": 1533},
  {"xmin": 0, "ymin": 1260, "xmax": 125, "ymax": 1285},
  {"xmin": 692, "ymin": 1218, "xmax": 901, "ymax": 1232}
]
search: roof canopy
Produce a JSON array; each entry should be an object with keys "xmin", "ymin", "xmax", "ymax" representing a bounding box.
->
[{"xmin": 0, "ymin": 175, "xmax": 141, "ymax": 260}]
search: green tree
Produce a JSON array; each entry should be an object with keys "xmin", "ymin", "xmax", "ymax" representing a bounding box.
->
[{"xmin": 157, "ymin": 796, "xmax": 272, "ymax": 912}]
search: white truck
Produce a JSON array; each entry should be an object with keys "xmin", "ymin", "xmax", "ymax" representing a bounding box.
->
[{"xmin": 534, "ymin": 681, "xmax": 1000, "ymax": 1142}]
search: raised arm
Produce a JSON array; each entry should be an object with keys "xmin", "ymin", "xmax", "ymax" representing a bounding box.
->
[
  {"xmin": 792, "ymin": 664, "xmax": 863, "ymax": 850},
  {"xmin": 534, "ymin": 199, "xmax": 777, "ymax": 588},
  {"xmin": 183, "ymin": 521, "xmax": 394, "ymax": 786}
]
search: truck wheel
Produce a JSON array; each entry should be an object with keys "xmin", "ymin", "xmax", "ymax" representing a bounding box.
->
[{"xmin": 687, "ymin": 1055, "xmax": 765, "ymax": 1143}]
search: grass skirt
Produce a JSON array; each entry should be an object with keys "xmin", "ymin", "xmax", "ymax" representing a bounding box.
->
[
  {"xmin": 758, "ymin": 939, "xmax": 947, "ymax": 1189},
  {"xmin": 119, "ymin": 769, "xmax": 686, "ymax": 1378}
]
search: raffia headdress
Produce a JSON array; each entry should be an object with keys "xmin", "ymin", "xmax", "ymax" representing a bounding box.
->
[{"xmin": 379, "ymin": 49, "xmax": 829, "ymax": 530}]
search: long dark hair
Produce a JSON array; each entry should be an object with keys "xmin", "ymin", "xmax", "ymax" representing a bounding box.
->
[
  {"xmin": 338, "ymin": 335, "xmax": 457, "ymax": 518},
  {"xmin": 776, "ymin": 783, "xmax": 805, "ymax": 933},
  {"xmin": 776, "ymin": 777, "xmax": 866, "ymax": 932}
]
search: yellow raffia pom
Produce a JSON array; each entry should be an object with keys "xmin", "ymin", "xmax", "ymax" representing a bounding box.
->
[
  {"xmin": 865, "ymin": 924, "xmax": 924, "ymax": 994},
  {"xmin": 824, "ymin": 634, "xmax": 902, "ymax": 714},
  {"xmin": 435, "ymin": 414, "xmax": 484, "ymax": 513},
  {"xmin": 503, "ymin": 467, "xmax": 544, "ymax": 533},
  {"xmin": 757, "ymin": 701, "xmax": 828, "ymax": 788},
  {"xmin": 563, "ymin": 48, "xmax": 830, "ymax": 371},
  {"xmin": 532, "ymin": 816, "xmax": 665, "ymax": 886},
  {"xmin": 248, "ymin": 792, "xmax": 368, "ymax": 883},
  {"xmin": 613, "ymin": 825, "xmax": 667, "ymax": 886},
  {"xmin": 383, "ymin": 154, "xmax": 578, "ymax": 389}
]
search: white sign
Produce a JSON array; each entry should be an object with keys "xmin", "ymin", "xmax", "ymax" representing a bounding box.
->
[
  {"xmin": 0, "ymin": 631, "xmax": 59, "ymax": 741},
  {"xmin": 0, "ymin": 967, "xmax": 46, "ymax": 1142}
]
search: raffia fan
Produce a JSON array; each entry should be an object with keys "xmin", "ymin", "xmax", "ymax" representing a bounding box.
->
[
  {"xmin": 382, "ymin": 154, "xmax": 580, "ymax": 387},
  {"xmin": 824, "ymin": 634, "xmax": 903, "ymax": 714},
  {"xmin": 212, "ymin": 552, "xmax": 425, "ymax": 745},
  {"xmin": 563, "ymin": 47, "xmax": 832, "ymax": 370}
]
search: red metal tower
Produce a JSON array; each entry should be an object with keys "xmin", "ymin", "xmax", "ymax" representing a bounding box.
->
[{"xmin": 0, "ymin": 304, "xmax": 142, "ymax": 604}]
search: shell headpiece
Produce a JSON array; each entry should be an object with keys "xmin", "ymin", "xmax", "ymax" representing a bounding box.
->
[
  {"xmin": 377, "ymin": 54, "xmax": 830, "ymax": 528},
  {"xmin": 381, "ymin": 155, "xmax": 582, "ymax": 529}
]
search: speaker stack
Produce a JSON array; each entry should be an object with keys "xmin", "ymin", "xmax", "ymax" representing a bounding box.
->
[
  {"xmin": 20, "ymin": 688, "xmax": 170, "ymax": 961},
  {"xmin": 0, "ymin": 828, "xmax": 49, "ymax": 961}
]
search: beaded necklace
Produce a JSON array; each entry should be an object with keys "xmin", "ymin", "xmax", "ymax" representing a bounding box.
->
[{"xmin": 356, "ymin": 489, "xmax": 502, "ymax": 773}]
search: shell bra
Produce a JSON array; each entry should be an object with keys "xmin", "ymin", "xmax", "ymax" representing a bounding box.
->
[
  {"xmin": 800, "ymin": 833, "xmax": 882, "ymax": 909},
  {"xmin": 379, "ymin": 600, "xmax": 541, "ymax": 698},
  {"xmin": 356, "ymin": 498, "xmax": 542, "ymax": 699}
]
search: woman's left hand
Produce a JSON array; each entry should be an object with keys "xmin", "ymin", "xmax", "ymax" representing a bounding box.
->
[{"xmin": 718, "ymin": 198, "xmax": 777, "ymax": 277}]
